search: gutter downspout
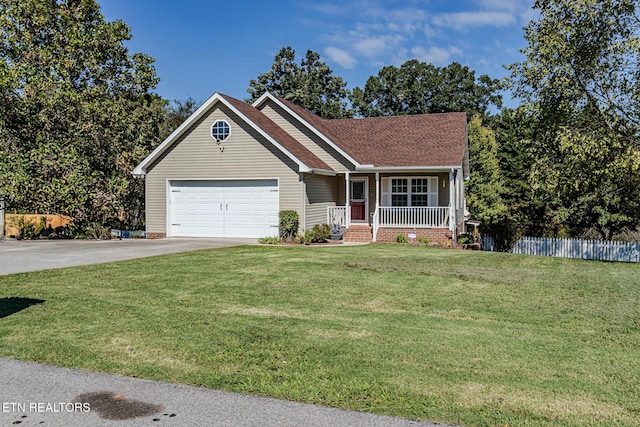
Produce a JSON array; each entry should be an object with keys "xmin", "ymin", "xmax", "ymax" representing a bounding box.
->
[
  {"xmin": 373, "ymin": 172, "xmax": 380, "ymax": 242},
  {"xmin": 301, "ymin": 172, "xmax": 306, "ymax": 234},
  {"xmin": 345, "ymin": 172, "xmax": 350, "ymax": 229},
  {"xmin": 449, "ymin": 169, "xmax": 456, "ymax": 240}
]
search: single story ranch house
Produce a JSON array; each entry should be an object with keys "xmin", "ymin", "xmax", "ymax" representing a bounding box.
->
[{"xmin": 133, "ymin": 92, "xmax": 469, "ymax": 243}]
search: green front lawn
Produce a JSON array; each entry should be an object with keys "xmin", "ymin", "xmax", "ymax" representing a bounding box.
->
[{"xmin": 0, "ymin": 244, "xmax": 638, "ymax": 426}]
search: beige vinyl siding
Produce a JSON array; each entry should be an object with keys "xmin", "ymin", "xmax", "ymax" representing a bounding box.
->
[
  {"xmin": 303, "ymin": 174, "xmax": 338, "ymax": 229},
  {"xmin": 365, "ymin": 174, "xmax": 376, "ymax": 218},
  {"xmin": 437, "ymin": 172, "xmax": 450, "ymax": 206},
  {"xmin": 145, "ymin": 104, "xmax": 303, "ymax": 235},
  {"xmin": 260, "ymin": 100, "xmax": 354, "ymax": 172},
  {"xmin": 337, "ymin": 176, "xmax": 346, "ymax": 206}
]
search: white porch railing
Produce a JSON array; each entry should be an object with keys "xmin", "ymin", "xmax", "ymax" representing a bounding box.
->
[
  {"xmin": 378, "ymin": 207, "xmax": 450, "ymax": 228},
  {"xmin": 327, "ymin": 206, "xmax": 349, "ymax": 226},
  {"xmin": 328, "ymin": 206, "xmax": 451, "ymax": 229}
]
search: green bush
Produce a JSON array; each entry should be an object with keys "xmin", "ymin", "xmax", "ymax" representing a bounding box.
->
[
  {"xmin": 457, "ymin": 233, "xmax": 475, "ymax": 245},
  {"xmin": 258, "ymin": 236, "xmax": 284, "ymax": 244},
  {"xmin": 311, "ymin": 224, "xmax": 331, "ymax": 242},
  {"xmin": 16, "ymin": 217, "xmax": 36, "ymax": 240},
  {"xmin": 87, "ymin": 222, "xmax": 112, "ymax": 240},
  {"xmin": 396, "ymin": 233, "xmax": 408, "ymax": 243},
  {"xmin": 303, "ymin": 229, "xmax": 315, "ymax": 244},
  {"xmin": 303, "ymin": 224, "xmax": 331, "ymax": 244},
  {"xmin": 418, "ymin": 237, "xmax": 431, "ymax": 244},
  {"xmin": 279, "ymin": 210, "xmax": 299, "ymax": 242}
]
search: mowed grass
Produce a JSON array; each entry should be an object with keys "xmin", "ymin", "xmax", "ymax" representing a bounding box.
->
[{"xmin": 0, "ymin": 244, "xmax": 639, "ymax": 426}]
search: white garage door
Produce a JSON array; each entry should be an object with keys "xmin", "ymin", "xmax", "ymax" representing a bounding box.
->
[{"xmin": 170, "ymin": 180, "xmax": 279, "ymax": 238}]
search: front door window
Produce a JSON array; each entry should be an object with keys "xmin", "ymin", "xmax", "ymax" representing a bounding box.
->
[{"xmin": 352, "ymin": 181, "xmax": 365, "ymax": 201}]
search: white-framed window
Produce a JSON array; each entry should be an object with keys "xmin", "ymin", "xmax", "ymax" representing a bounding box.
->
[
  {"xmin": 391, "ymin": 178, "xmax": 408, "ymax": 206},
  {"xmin": 410, "ymin": 178, "xmax": 429, "ymax": 207},
  {"xmin": 383, "ymin": 176, "xmax": 438, "ymax": 207},
  {"xmin": 211, "ymin": 120, "xmax": 230, "ymax": 142}
]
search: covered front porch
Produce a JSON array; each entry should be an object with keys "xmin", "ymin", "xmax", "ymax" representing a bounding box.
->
[{"xmin": 326, "ymin": 170, "xmax": 466, "ymax": 243}]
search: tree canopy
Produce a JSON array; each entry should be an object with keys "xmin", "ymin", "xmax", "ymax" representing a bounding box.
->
[
  {"xmin": 350, "ymin": 60, "xmax": 502, "ymax": 118},
  {"xmin": 246, "ymin": 46, "xmax": 351, "ymax": 119},
  {"xmin": 0, "ymin": 0, "xmax": 163, "ymax": 231},
  {"xmin": 507, "ymin": 0, "xmax": 640, "ymax": 240},
  {"xmin": 159, "ymin": 97, "xmax": 199, "ymax": 141}
]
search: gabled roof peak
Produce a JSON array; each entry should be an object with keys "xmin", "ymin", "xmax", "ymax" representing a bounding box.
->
[
  {"xmin": 254, "ymin": 92, "xmax": 468, "ymax": 169},
  {"xmin": 133, "ymin": 92, "xmax": 332, "ymax": 176}
]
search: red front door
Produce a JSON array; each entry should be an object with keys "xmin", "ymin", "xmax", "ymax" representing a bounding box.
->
[
  {"xmin": 351, "ymin": 202, "xmax": 366, "ymax": 221},
  {"xmin": 350, "ymin": 179, "xmax": 367, "ymax": 221}
]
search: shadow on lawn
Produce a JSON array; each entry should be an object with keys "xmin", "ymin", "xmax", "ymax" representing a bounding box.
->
[{"xmin": 0, "ymin": 297, "xmax": 45, "ymax": 319}]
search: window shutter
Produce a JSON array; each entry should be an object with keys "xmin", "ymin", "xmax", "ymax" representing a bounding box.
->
[
  {"xmin": 428, "ymin": 177, "xmax": 438, "ymax": 206},
  {"xmin": 381, "ymin": 177, "xmax": 390, "ymax": 206}
]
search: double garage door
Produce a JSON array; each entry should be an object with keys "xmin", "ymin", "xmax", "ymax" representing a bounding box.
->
[{"xmin": 170, "ymin": 180, "xmax": 279, "ymax": 238}]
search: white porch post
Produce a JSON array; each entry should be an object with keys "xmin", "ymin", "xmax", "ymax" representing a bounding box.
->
[
  {"xmin": 345, "ymin": 172, "xmax": 350, "ymax": 228},
  {"xmin": 374, "ymin": 172, "xmax": 380, "ymax": 242},
  {"xmin": 449, "ymin": 169, "xmax": 456, "ymax": 235}
]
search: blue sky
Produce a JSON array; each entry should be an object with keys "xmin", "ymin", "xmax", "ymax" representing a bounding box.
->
[{"xmin": 100, "ymin": 0, "xmax": 535, "ymax": 107}]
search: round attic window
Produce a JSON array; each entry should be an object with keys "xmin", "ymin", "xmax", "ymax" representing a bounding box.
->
[{"xmin": 211, "ymin": 120, "xmax": 230, "ymax": 142}]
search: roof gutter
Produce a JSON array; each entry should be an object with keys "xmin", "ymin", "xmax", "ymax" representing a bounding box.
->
[
  {"xmin": 355, "ymin": 165, "xmax": 462, "ymax": 173},
  {"xmin": 309, "ymin": 169, "xmax": 338, "ymax": 176}
]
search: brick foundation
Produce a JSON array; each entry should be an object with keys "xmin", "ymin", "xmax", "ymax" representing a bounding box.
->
[
  {"xmin": 375, "ymin": 228, "xmax": 452, "ymax": 244},
  {"xmin": 146, "ymin": 232, "xmax": 166, "ymax": 239}
]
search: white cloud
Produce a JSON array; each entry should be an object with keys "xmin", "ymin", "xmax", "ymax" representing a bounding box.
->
[
  {"xmin": 432, "ymin": 11, "xmax": 515, "ymax": 30},
  {"xmin": 313, "ymin": 0, "xmax": 532, "ymax": 78},
  {"xmin": 478, "ymin": 0, "xmax": 520, "ymax": 13},
  {"xmin": 352, "ymin": 33, "xmax": 407, "ymax": 58},
  {"xmin": 379, "ymin": 8, "xmax": 428, "ymax": 35},
  {"xmin": 324, "ymin": 46, "xmax": 358, "ymax": 69},
  {"xmin": 411, "ymin": 45, "xmax": 463, "ymax": 65}
]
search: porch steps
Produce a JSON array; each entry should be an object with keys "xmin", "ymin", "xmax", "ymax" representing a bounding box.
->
[{"xmin": 344, "ymin": 225, "xmax": 373, "ymax": 243}]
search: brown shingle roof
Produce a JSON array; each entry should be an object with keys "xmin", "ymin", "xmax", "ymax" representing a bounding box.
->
[
  {"xmin": 220, "ymin": 94, "xmax": 333, "ymax": 171},
  {"xmin": 270, "ymin": 95, "xmax": 467, "ymax": 168},
  {"xmin": 330, "ymin": 113, "xmax": 468, "ymax": 167}
]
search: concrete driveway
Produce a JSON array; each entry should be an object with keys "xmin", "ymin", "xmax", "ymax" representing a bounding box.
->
[{"xmin": 0, "ymin": 237, "xmax": 255, "ymax": 275}]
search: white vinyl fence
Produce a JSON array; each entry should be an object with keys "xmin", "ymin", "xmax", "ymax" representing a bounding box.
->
[{"xmin": 511, "ymin": 236, "xmax": 640, "ymax": 263}]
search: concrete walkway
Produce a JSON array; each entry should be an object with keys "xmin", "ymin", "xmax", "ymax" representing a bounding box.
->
[{"xmin": 0, "ymin": 237, "xmax": 458, "ymax": 427}]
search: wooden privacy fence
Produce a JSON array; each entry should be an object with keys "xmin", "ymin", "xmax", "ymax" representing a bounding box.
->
[
  {"xmin": 511, "ymin": 236, "xmax": 640, "ymax": 263},
  {"xmin": 4, "ymin": 214, "xmax": 72, "ymax": 238}
]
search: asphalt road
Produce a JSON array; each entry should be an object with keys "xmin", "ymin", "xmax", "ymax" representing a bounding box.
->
[
  {"xmin": 0, "ymin": 238, "xmax": 460, "ymax": 427},
  {"xmin": 0, "ymin": 358, "xmax": 455, "ymax": 427}
]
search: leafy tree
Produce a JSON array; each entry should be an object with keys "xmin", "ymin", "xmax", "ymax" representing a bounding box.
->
[
  {"xmin": 491, "ymin": 107, "xmax": 549, "ymax": 242},
  {"xmin": 466, "ymin": 115, "xmax": 510, "ymax": 244},
  {"xmin": 160, "ymin": 96, "xmax": 199, "ymax": 140},
  {"xmin": 508, "ymin": 0, "xmax": 640, "ymax": 239},
  {"xmin": 246, "ymin": 46, "xmax": 351, "ymax": 118},
  {"xmin": 0, "ymin": 0, "xmax": 162, "ymax": 230},
  {"xmin": 351, "ymin": 60, "xmax": 502, "ymax": 117},
  {"xmin": 509, "ymin": 0, "xmax": 640, "ymax": 136}
]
